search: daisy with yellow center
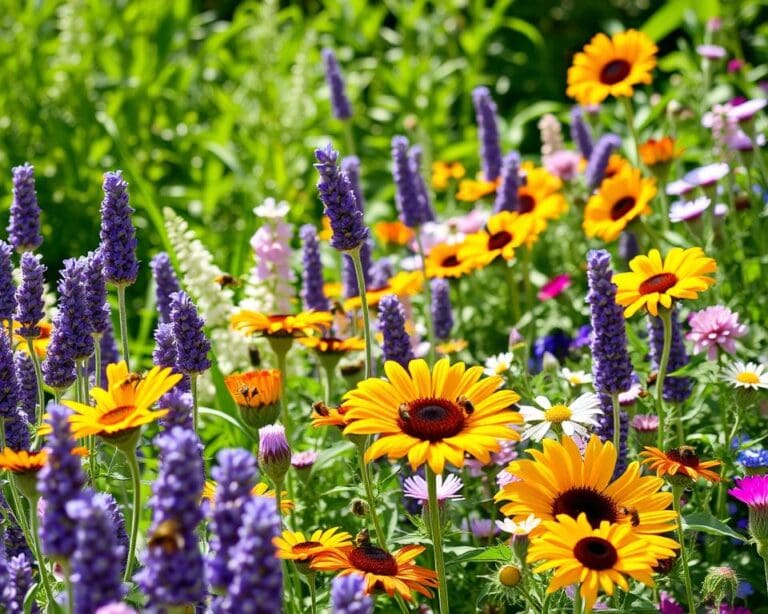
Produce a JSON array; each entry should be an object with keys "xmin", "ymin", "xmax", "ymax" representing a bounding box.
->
[
  {"xmin": 641, "ymin": 446, "xmax": 721, "ymax": 484},
  {"xmin": 273, "ymin": 527, "xmax": 353, "ymax": 572},
  {"xmin": 201, "ymin": 480, "xmax": 294, "ymax": 513},
  {"xmin": 516, "ymin": 163, "xmax": 568, "ymax": 223},
  {"xmin": 343, "ymin": 358, "xmax": 522, "ymax": 475},
  {"xmin": 518, "ymin": 393, "xmax": 602, "ymax": 441},
  {"xmin": 459, "ymin": 211, "xmax": 542, "ymax": 268},
  {"xmin": 435, "ymin": 339, "xmax": 469, "ymax": 356},
  {"xmin": 311, "ymin": 540, "xmax": 439, "ymax": 601},
  {"xmin": 342, "ymin": 271, "xmax": 423, "ymax": 313},
  {"xmin": 373, "ymin": 220, "xmax": 415, "ymax": 247},
  {"xmin": 721, "ymin": 360, "xmax": 768, "ymax": 390},
  {"xmin": 528, "ymin": 513, "xmax": 675, "ymax": 612},
  {"xmin": 496, "ymin": 435, "xmax": 678, "ymax": 540},
  {"xmin": 583, "ymin": 167, "xmax": 656, "ymax": 242},
  {"xmin": 613, "ymin": 247, "xmax": 717, "ymax": 317},
  {"xmin": 567, "ymin": 29, "xmax": 658, "ymax": 105},
  {"xmin": 230, "ymin": 310, "xmax": 333, "ymax": 338},
  {"xmin": 38, "ymin": 361, "xmax": 181, "ymax": 440},
  {"xmin": 425, "ymin": 242, "xmax": 479, "ymax": 279},
  {"xmin": 432, "ymin": 161, "xmax": 466, "ymax": 190},
  {"xmin": 639, "ymin": 136, "xmax": 683, "ymax": 168},
  {"xmin": 0, "ymin": 448, "xmax": 49, "ymax": 474}
]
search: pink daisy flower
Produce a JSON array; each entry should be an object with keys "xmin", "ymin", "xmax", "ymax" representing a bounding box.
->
[
  {"xmin": 543, "ymin": 150, "xmax": 581, "ymax": 181},
  {"xmin": 687, "ymin": 305, "xmax": 748, "ymax": 360},
  {"xmin": 403, "ymin": 473, "xmax": 464, "ymax": 505},
  {"xmin": 537, "ymin": 274, "xmax": 571, "ymax": 301},
  {"xmin": 696, "ymin": 44, "xmax": 727, "ymax": 60}
]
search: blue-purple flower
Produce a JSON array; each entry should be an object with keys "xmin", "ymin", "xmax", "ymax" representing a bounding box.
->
[
  {"xmin": 14, "ymin": 253, "xmax": 46, "ymax": 338},
  {"xmin": 341, "ymin": 156, "xmax": 365, "ymax": 212},
  {"xmin": 472, "ymin": 86, "xmax": 503, "ymax": 180},
  {"xmin": 83, "ymin": 250, "xmax": 111, "ymax": 337},
  {"xmin": 299, "ymin": 224, "xmax": 330, "ymax": 312},
  {"xmin": 331, "ymin": 573, "xmax": 373, "ymax": 614},
  {"xmin": 0, "ymin": 241, "xmax": 16, "ymax": 321},
  {"xmin": 170, "ymin": 291, "xmax": 211, "ymax": 375},
  {"xmin": 150, "ymin": 252, "xmax": 181, "ymax": 324},
  {"xmin": 585, "ymin": 134, "xmax": 621, "ymax": 189},
  {"xmin": 8, "ymin": 163, "xmax": 43, "ymax": 253},
  {"xmin": 430, "ymin": 278, "xmax": 454, "ymax": 341},
  {"xmin": 493, "ymin": 152, "xmax": 521, "ymax": 214},
  {"xmin": 648, "ymin": 307, "xmax": 692, "ymax": 403},
  {"xmin": 322, "ymin": 48, "xmax": 353, "ymax": 120},
  {"xmin": 570, "ymin": 107, "xmax": 593, "ymax": 159},
  {"xmin": 0, "ymin": 330, "xmax": 18, "ymax": 419},
  {"xmin": 378, "ymin": 294, "xmax": 414, "ymax": 368},
  {"xmin": 392, "ymin": 136, "xmax": 427, "ymax": 228},
  {"xmin": 99, "ymin": 171, "xmax": 139, "ymax": 286}
]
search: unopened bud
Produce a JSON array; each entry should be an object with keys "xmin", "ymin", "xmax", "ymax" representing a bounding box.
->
[{"xmin": 498, "ymin": 564, "xmax": 522, "ymax": 587}]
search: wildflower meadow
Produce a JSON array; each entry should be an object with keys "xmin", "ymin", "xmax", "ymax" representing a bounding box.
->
[{"xmin": 1, "ymin": 1, "xmax": 768, "ymax": 612}]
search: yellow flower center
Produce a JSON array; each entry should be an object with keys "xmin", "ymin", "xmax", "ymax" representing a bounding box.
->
[
  {"xmin": 736, "ymin": 372, "xmax": 760, "ymax": 385},
  {"xmin": 495, "ymin": 363, "xmax": 509, "ymax": 375},
  {"xmin": 568, "ymin": 376, "xmax": 582, "ymax": 385},
  {"xmin": 544, "ymin": 405, "xmax": 572, "ymax": 423}
]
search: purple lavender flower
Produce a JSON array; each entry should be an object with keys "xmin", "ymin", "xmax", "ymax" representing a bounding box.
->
[
  {"xmin": 100, "ymin": 492, "xmax": 128, "ymax": 573},
  {"xmin": 136, "ymin": 427, "xmax": 205, "ymax": 608},
  {"xmin": 4, "ymin": 409, "xmax": 30, "ymax": 451},
  {"xmin": 586, "ymin": 250, "xmax": 633, "ymax": 395},
  {"xmin": 493, "ymin": 152, "xmax": 521, "ymax": 214},
  {"xmin": 585, "ymin": 134, "xmax": 621, "ymax": 189},
  {"xmin": 314, "ymin": 144, "xmax": 368, "ymax": 252},
  {"xmin": 59, "ymin": 258, "xmax": 94, "ymax": 359},
  {"xmin": 258, "ymin": 424, "xmax": 291, "ymax": 486},
  {"xmin": 208, "ymin": 449, "xmax": 257, "ymax": 591},
  {"xmin": 170, "ymin": 291, "xmax": 211, "ymax": 375},
  {"xmin": 342, "ymin": 240, "xmax": 372, "ymax": 299},
  {"xmin": 369, "ymin": 258, "xmax": 392, "ymax": 289},
  {"xmin": 159, "ymin": 389, "xmax": 195, "ymax": 431},
  {"xmin": 153, "ymin": 323, "xmax": 190, "ymax": 392},
  {"xmin": 378, "ymin": 294, "xmax": 414, "ymax": 367},
  {"xmin": 0, "ymin": 494, "xmax": 31, "ymax": 560},
  {"xmin": 570, "ymin": 107, "xmax": 593, "ymax": 159},
  {"xmin": 67, "ymin": 492, "xmax": 125, "ymax": 612},
  {"xmin": 392, "ymin": 136, "xmax": 427, "ymax": 228},
  {"xmin": 38, "ymin": 403, "xmax": 86, "ymax": 560},
  {"xmin": 431, "ymin": 278, "xmax": 453, "ymax": 341},
  {"xmin": 8, "ymin": 163, "xmax": 42, "ymax": 253},
  {"xmin": 409, "ymin": 146, "xmax": 435, "ymax": 223},
  {"xmin": 299, "ymin": 224, "xmax": 330, "ymax": 312},
  {"xmin": 648, "ymin": 307, "xmax": 692, "ymax": 403},
  {"xmin": 150, "ymin": 252, "xmax": 181, "ymax": 324},
  {"xmin": 94, "ymin": 605, "xmax": 137, "ymax": 614},
  {"xmin": 331, "ymin": 573, "xmax": 373, "ymax": 614},
  {"xmin": 341, "ymin": 156, "xmax": 365, "ymax": 212},
  {"xmin": 0, "ymin": 330, "xmax": 18, "ymax": 419},
  {"xmin": 14, "ymin": 253, "xmax": 46, "ymax": 338},
  {"xmin": 472, "ymin": 86, "xmax": 503, "ymax": 180},
  {"xmin": 99, "ymin": 171, "xmax": 139, "ymax": 286},
  {"xmin": 84, "ymin": 250, "xmax": 111, "ymax": 336},
  {"xmin": 3, "ymin": 554, "xmax": 36, "ymax": 614},
  {"xmin": 618, "ymin": 231, "xmax": 639, "ymax": 265},
  {"xmin": 0, "ymin": 241, "xmax": 16, "ymax": 321},
  {"xmin": 215, "ymin": 497, "xmax": 282, "ymax": 614},
  {"xmin": 322, "ymin": 48, "xmax": 352, "ymax": 120},
  {"xmin": 595, "ymin": 394, "xmax": 629, "ymax": 475}
]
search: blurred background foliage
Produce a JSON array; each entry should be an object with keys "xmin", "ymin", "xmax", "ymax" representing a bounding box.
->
[{"xmin": 0, "ymin": 0, "xmax": 763, "ymax": 299}]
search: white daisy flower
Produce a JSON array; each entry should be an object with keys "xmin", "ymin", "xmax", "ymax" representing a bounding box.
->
[
  {"xmin": 484, "ymin": 352, "xmax": 515, "ymax": 377},
  {"xmin": 518, "ymin": 393, "xmax": 603, "ymax": 442},
  {"xmin": 722, "ymin": 361, "xmax": 768, "ymax": 390},
  {"xmin": 495, "ymin": 514, "xmax": 541, "ymax": 536},
  {"xmin": 560, "ymin": 368, "xmax": 593, "ymax": 387}
]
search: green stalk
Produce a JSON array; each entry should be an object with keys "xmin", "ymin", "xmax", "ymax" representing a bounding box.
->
[
  {"xmin": 521, "ymin": 248, "xmax": 535, "ymax": 345},
  {"xmin": 267, "ymin": 336, "xmax": 294, "ymax": 434},
  {"xmin": 505, "ymin": 264, "xmax": 521, "ymax": 326},
  {"xmin": 573, "ymin": 588, "xmax": 583, "ymax": 614},
  {"xmin": 415, "ymin": 229, "xmax": 436, "ymax": 366},
  {"xmin": 190, "ymin": 373, "xmax": 199, "ymax": 435},
  {"xmin": 349, "ymin": 247, "xmax": 373, "ymax": 378},
  {"xmin": 93, "ymin": 334, "xmax": 102, "ymax": 391},
  {"xmin": 621, "ymin": 97, "xmax": 641, "ymax": 166},
  {"xmin": 122, "ymin": 445, "xmax": 142, "ymax": 582},
  {"xmin": 672, "ymin": 485, "xmax": 696, "ymax": 614},
  {"xmin": 357, "ymin": 448, "xmax": 387, "ymax": 548},
  {"xmin": 655, "ymin": 308, "xmax": 674, "ymax": 450},
  {"xmin": 426, "ymin": 466, "xmax": 449, "ymax": 614},
  {"xmin": 25, "ymin": 338, "xmax": 46, "ymax": 425},
  {"xmin": 611, "ymin": 393, "xmax": 621, "ymax": 452},
  {"xmin": 309, "ymin": 572, "xmax": 317, "ymax": 614},
  {"xmin": 115, "ymin": 283, "xmax": 131, "ymax": 371},
  {"xmin": 28, "ymin": 494, "xmax": 58, "ymax": 610}
]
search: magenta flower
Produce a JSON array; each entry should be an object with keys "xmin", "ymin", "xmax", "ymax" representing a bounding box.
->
[
  {"xmin": 403, "ymin": 473, "xmax": 463, "ymax": 505},
  {"xmin": 687, "ymin": 306, "xmax": 747, "ymax": 360},
  {"xmin": 684, "ymin": 163, "xmax": 730, "ymax": 187},
  {"xmin": 543, "ymin": 150, "xmax": 580, "ymax": 181},
  {"xmin": 730, "ymin": 475, "xmax": 768, "ymax": 509},
  {"xmin": 696, "ymin": 44, "xmax": 727, "ymax": 60},
  {"xmin": 630, "ymin": 414, "xmax": 659, "ymax": 433},
  {"xmin": 728, "ymin": 59, "xmax": 745, "ymax": 73},
  {"xmin": 537, "ymin": 274, "xmax": 571, "ymax": 301}
]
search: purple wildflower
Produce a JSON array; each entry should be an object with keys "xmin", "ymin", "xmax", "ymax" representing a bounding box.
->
[
  {"xmin": 150, "ymin": 252, "xmax": 181, "ymax": 324},
  {"xmin": 61, "ymin": 258, "xmax": 94, "ymax": 359},
  {"xmin": 14, "ymin": 253, "xmax": 46, "ymax": 338},
  {"xmin": 493, "ymin": 152, "xmax": 521, "ymax": 213},
  {"xmin": 322, "ymin": 48, "xmax": 352, "ymax": 120},
  {"xmin": 95, "ymin": 605, "xmax": 137, "ymax": 614},
  {"xmin": 136, "ymin": 427, "xmax": 205, "ymax": 608},
  {"xmin": 403, "ymin": 473, "xmax": 464, "ymax": 505},
  {"xmin": 0, "ymin": 494, "xmax": 31, "ymax": 560},
  {"xmin": 659, "ymin": 591, "xmax": 685, "ymax": 614},
  {"xmin": 585, "ymin": 134, "xmax": 621, "ymax": 189},
  {"xmin": 369, "ymin": 258, "xmax": 393, "ymax": 289},
  {"xmin": 341, "ymin": 156, "xmax": 365, "ymax": 212},
  {"xmin": 0, "ymin": 241, "xmax": 16, "ymax": 321},
  {"xmin": 258, "ymin": 424, "xmax": 291, "ymax": 486},
  {"xmin": 3, "ymin": 554, "xmax": 35, "ymax": 614},
  {"xmin": 409, "ymin": 146, "xmax": 435, "ymax": 223},
  {"xmin": 8, "ymin": 163, "xmax": 42, "ymax": 253},
  {"xmin": 586, "ymin": 250, "xmax": 633, "ymax": 395},
  {"xmin": 687, "ymin": 306, "xmax": 747, "ymax": 360},
  {"xmin": 208, "ymin": 449, "xmax": 257, "ymax": 591},
  {"xmin": 648, "ymin": 307, "xmax": 692, "ymax": 403},
  {"xmin": 331, "ymin": 573, "xmax": 373, "ymax": 614},
  {"xmin": 291, "ymin": 450, "xmax": 318, "ymax": 471},
  {"xmin": 153, "ymin": 322, "xmax": 190, "ymax": 392},
  {"xmin": 570, "ymin": 107, "xmax": 593, "ymax": 159},
  {"xmin": 38, "ymin": 403, "xmax": 86, "ymax": 560},
  {"xmin": 159, "ymin": 389, "xmax": 195, "ymax": 431},
  {"xmin": 100, "ymin": 492, "xmax": 128, "ymax": 573},
  {"xmin": 299, "ymin": 224, "xmax": 330, "ymax": 312},
  {"xmin": 4, "ymin": 409, "xmax": 30, "ymax": 451},
  {"xmin": 472, "ymin": 86, "xmax": 503, "ymax": 180},
  {"xmin": 0, "ymin": 330, "xmax": 18, "ymax": 419},
  {"xmin": 99, "ymin": 171, "xmax": 139, "ymax": 286},
  {"xmin": 392, "ymin": 136, "xmax": 427, "ymax": 228},
  {"xmin": 67, "ymin": 492, "xmax": 125, "ymax": 612},
  {"xmin": 618, "ymin": 231, "xmax": 639, "ymax": 265},
  {"xmin": 378, "ymin": 294, "xmax": 414, "ymax": 367},
  {"xmin": 215, "ymin": 497, "xmax": 282, "ymax": 614},
  {"xmin": 430, "ymin": 278, "xmax": 454, "ymax": 341},
  {"xmin": 170, "ymin": 291, "xmax": 211, "ymax": 375},
  {"xmin": 314, "ymin": 144, "xmax": 368, "ymax": 252},
  {"xmin": 83, "ymin": 250, "xmax": 111, "ymax": 337}
]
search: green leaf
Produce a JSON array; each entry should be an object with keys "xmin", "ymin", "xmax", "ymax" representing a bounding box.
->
[
  {"xmin": 446, "ymin": 544, "xmax": 513, "ymax": 565},
  {"xmin": 198, "ymin": 406, "xmax": 251, "ymax": 438},
  {"xmin": 682, "ymin": 512, "xmax": 746, "ymax": 542}
]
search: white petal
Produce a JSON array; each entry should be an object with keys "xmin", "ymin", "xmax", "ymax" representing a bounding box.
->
[{"xmin": 534, "ymin": 395, "xmax": 552, "ymax": 409}]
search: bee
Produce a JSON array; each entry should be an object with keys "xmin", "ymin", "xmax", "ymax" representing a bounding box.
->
[
  {"xmin": 620, "ymin": 506, "xmax": 640, "ymax": 527},
  {"xmin": 116, "ymin": 373, "xmax": 143, "ymax": 388},
  {"xmin": 457, "ymin": 395, "xmax": 474, "ymax": 415},
  {"xmin": 355, "ymin": 528, "xmax": 371, "ymax": 548},
  {"xmin": 214, "ymin": 273, "xmax": 240, "ymax": 289},
  {"xmin": 398, "ymin": 403, "xmax": 411, "ymax": 422},
  {"xmin": 678, "ymin": 446, "xmax": 698, "ymax": 461},
  {"xmin": 148, "ymin": 519, "xmax": 185, "ymax": 554}
]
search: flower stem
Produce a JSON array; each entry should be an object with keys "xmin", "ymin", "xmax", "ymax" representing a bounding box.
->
[
  {"xmin": 115, "ymin": 283, "xmax": 131, "ymax": 371},
  {"xmin": 611, "ymin": 392, "xmax": 621, "ymax": 453},
  {"xmin": 123, "ymin": 447, "xmax": 142, "ymax": 582},
  {"xmin": 25, "ymin": 337, "xmax": 46, "ymax": 426},
  {"xmin": 357, "ymin": 447, "xmax": 387, "ymax": 548},
  {"xmin": 672, "ymin": 485, "xmax": 696, "ymax": 614},
  {"xmin": 655, "ymin": 308, "xmax": 673, "ymax": 450},
  {"xmin": 190, "ymin": 373, "xmax": 199, "ymax": 435},
  {"xmin": 349, "ymin": 247, "xmax": 374, "ymax": 379},
  {"xmin": 415, "ymin": 229, "xmax": 436, "ymax": 366},
  {"xmin": 28, "ymin": 494, "xmax": 58, "ymax": 610},
  {"xmin": 93, "ymin": 334, "xmax": 102, "ymax": 391},
  {"xmin": 309, "ymin": 572, "xmax": 317, "ymax": 614},
  {"xmin": 573, "ymin": 588, "xmax": 583, "ymax": 614},
  {"xmin": 268, "ymin": 337, "xmax": 293, "ymax": 435},
  {"xmin": 621, "ymin": 97, "xmax": 641, "ymax": 167},
  {"xmin": 521, "ymin": 247, "xmax": 535, "ymax": 346},
  {"xmin": 505, "ymin": 264, "xmax": 521, "ymax": 326},
  {"xmin": 426, "ymin": 466, "xmax": 449, "ymax": 614}
]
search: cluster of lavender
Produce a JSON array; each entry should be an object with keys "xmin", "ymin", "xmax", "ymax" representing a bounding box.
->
[{"xmin": 391, "ymin": 135, "xmax": 434, "ymax": 228}]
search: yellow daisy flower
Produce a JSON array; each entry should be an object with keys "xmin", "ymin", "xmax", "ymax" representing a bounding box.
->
[
  {"xmin": 425, "ymin": 243, "xmax": 479, "ymax": 279},
  {"xmin": 273, "ymin": 527, "xmax": 353, "ymax": 565},
  {"xmin": 517, "ymin": 163, "xmax": 568, "ymax": 223},
  {"xmin": 230, "ymin": 310, "xmax": 333, "ymax": 338},
  {"xmin": 459, "ymin": 211, "xmax": 543, "ymax": 268}
]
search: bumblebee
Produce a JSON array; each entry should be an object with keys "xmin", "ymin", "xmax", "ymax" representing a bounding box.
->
[
  {"xmin": 214, "ymin": 273, "xmax": 240, "ymax": 289},
  {"xmin": 148, "ymin": 519, "xmax": 185, "ymax": 554}
]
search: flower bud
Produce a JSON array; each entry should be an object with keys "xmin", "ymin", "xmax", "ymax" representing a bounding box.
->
[
  {"xmin": 702, "ymin": 565, "xmax": 738, "ymax": 606},
  {"xmin": 498, "ymin": 565, "xmax": 521, "ymax": 587},
  {"xmin": 258, "ymin": 424, "xmax": 291, "ymax": 487}
]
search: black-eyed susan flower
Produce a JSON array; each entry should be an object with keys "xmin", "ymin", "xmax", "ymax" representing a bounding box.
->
[
  {"xmin": 639, "ymin": 136, "xmax": 683, "ymax": 168},
  {"xmin": 641, "ymin": 445, "xmax": 721, "ymax": 484},
  {"xmin": 274, "ymin": 527, "xmax": 353, "ymax": 573},
  {"xmin": 225, "ymin": 369, "xmax": 282, "ymax": 430},
  {"xmin": 230, "ymin": 310, "xmax": 333, "ymax": 338},
  {"xmin": 613, "ymin": 247, "xmax": 717, "ymax": 317},
  {"xmin": 456, "ymin": 177, "xmax": 499, "ymax": 202},
  {"xmin": 431, "ymin": 161, "xmax": 466, "ymax": 190},
  {"xmin": 425, "ymin": 242, "xmax": 479, "ymax": 279},
  {"xmin": 496, "ymin": 435, "xmax": 677, "ymax": 539},
  {"xmin": 343, "ymin": 358, "xmax": 522, "ymax": 474},
  {"xmin": 459, "ymin": 211, "xmax": 542, "ymax": 268},
  {"xmin": 527, "ymin": 514, "xmax": 675, "ymax": 612},
  {"xmin": 567, "ymin": 30, "xmax": 658, "ymax": 106},
  {"xmin": 516, "ymin": 163, "xmax": 568, "ymax": 223},
  {"xmin": 342, "ymin": 271, "xmax": 423, "ymax": 313},
  {"xmin": 373, "ymin": 220, "xmax": 415, "ymax": 247},
  {"xmin": 583, "ymin": 167, "xmax": 656, "ymax": 242},
  {"xmin": 299, "ymin": 336, "xmax": 366, "ymax": 354}
]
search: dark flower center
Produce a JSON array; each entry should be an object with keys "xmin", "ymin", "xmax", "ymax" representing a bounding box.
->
[
  {"xmin": 666, "ymin": 446, "xmax": 700, "ymax": 468},
  {"xmin": 551, "ymin": 487, "xmax": 619, "ymax": 528},
  {"xmin": 600, "ymin": 59, "xmax": 631, "ymax": 85},
  {"xmin": 574, "ymin": 536, "xmax": 619, "ymax": 570},
  {"xmin": 517, "ymin": 194, "xmax": 536, "ymax": 214},
  {"xmin": 610, "ymin": 196, "xmax": 636, "ymax": 220},
  {"xmin": 99, "ymin": 405, "xmax": 135, "ymax": 425},
  {"xmin": 349, "ymin": 546, "xmax": 399, "ymax": 576},
  {"xmin": 441, "ymin": 255, "xmax": 460, "ymax": 268},
  {"xmin": 487, "ymin": 231, "xmax": 513, "ymax": 251},
  {"xmin": 292, "ymin": 541, "xmax": 323, "ymax": 557},
  {"xmin": 638, "ymin": 273, "xmax": 677, "ymax": 295},
  {"xmin": 399, "ymin": 398, "xmax": 466, "ymax": 442}
]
